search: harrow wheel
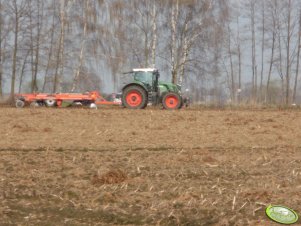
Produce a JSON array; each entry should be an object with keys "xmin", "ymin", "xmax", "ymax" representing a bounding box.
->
[
  {"xmin": 122, "ymin": 85, "xmax": 147, "ymax": 109},
  {"xmin": 45, "ymin": 99, "xmax": 56, "ymax": 107},
  {"xmin": 162, "ymin": 92, "xmax": 182, "ymax": 110},
  {"xmin": 30, "ymin": 101, "xmax": 41, "ymax": 108},
  {"xmin": 15, "ymin": 100, "xmax": 25, "ymax": 108}
]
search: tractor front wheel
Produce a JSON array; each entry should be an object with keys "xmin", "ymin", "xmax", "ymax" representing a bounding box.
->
[
  {"xmin": 122, "ymin": 86, "xmax": 147, "ymax": 109},
  {"xmin": 162, "ymin": 92, "xmax": 182, "ymax": 110}
]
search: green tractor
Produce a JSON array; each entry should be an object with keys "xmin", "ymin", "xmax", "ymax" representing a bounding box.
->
[{"xmin": 121, "ymin": 68, "xmax": 185, "ymax": 110}]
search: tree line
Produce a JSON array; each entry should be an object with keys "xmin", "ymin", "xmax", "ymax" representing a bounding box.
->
[{"xmin": 0, "ymin": 0, "xmax": 301, "ymax": 105}]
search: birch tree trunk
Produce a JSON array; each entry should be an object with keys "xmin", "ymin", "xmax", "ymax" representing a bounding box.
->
[
  {"xmin": 29, "ymin": 0, "xmax": 34, "ymax": 92},
  {"xmin": 179, "ymin": 21, "xmax": 189, "ymax": 86},
  {"xmin": 31, "ymin": 0, "xmax": 42, "ymax": 92},
  {"xmin": 265, "ymin": 10, "xmax": 276, "ymax": 103},
  {"xmin": 171, "ymin": 0, "xmax": 179, "ymax": 84},
  {"xmin": 278, "ymin": 34, "xmax": 284, "ymax": 104},
  {"xmin": 0, "ymin": 0, "xmax": 2, "ymax": 97},
  {"xmin": 42, "ymin": 5, "xmax": 55, "ymax": 92},
  {"xmin": 151, "ymin": 1, "xmax": 157, "ymax": 67},
  {"xmin": 71, "ymin": 1, "xmax": 88, "ymax": 92},
  {"xmin": 236, "ymin": 13, "xmax": 241, "ymax": 104},
  {"xmin": 33, "ymin": 0, "xmax": 42, "ymax": 92},
  {"xmin": 18, "ymin": 50, "xmax": 30, "ymax": 93},
  {"xmin": 58, "ymin": 0, "xmax": 67, "ymax": 93},
  {"xmin": 228, "ymin": 25, "xmax": 235, "ymax": 103},
  {"xmin": 293, "ymin": 9, "xmax": 301, "ymax": 103},
  {"xmin": 144, "ymin": 21, "xmax": 149, "ymax": 68},
  {"xmin": 10, "ymin": 0, "xmax": 19, "ymax": 102},
  {"xmin": 259, "ymin": 1, "xmax": 265, "ymax": 102},
  {"xmin": 251, "ymin": 0, "xmax": 257, "ymax": 103},
  {"xmin": 53, "ymin": 0, "xmax": 66, "ymax": 93},
  {"xmin": 285, "ymin": 0, "xmax": 291, "ymax": 105}
]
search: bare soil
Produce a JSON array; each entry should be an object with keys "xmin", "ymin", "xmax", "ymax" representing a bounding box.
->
[{"xmin": 0, "ymin": 107, "xmax": 301, "ymax": 225}]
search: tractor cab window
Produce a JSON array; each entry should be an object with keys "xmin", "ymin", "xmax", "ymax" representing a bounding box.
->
[
  {"xmin": 134, "ymin": 72, "xmax": 153, "ymax": 84},
  {"xmin": 153, "ymin": 71, "xmax": 159, "ymax": 80}
]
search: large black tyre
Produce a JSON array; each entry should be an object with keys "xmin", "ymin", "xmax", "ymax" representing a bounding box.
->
[
  {"xmin": 162, "ymin": 92, "xmax": 182, "ymax": 110},
  {"xmin": 122, "ymin": 85, "xmax": 147, "ymax": 109}
]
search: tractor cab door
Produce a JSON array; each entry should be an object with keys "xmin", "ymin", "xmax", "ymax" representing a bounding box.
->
[
  {"xmin": 134, "ymin": 71, "xmax": 154, "ymax": 92},
  {"xmin": 133, "ymin": 70, "xmax": 159, "ymax": 104},
  {"xmin": 151, "ymin": 71, "xmax": 160, "ymax": 104},
  {"xmin": 152, "ymin": 71, "xmax": 159, "ymax": 93}
]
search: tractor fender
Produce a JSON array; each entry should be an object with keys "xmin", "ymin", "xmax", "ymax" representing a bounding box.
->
[
  {"xmin": 162, "ymin": 84, "xmax": 172, "ymax": 92},
  {"xmin": 158, "ymin": 84, "xmax": 174, "ymax": 95},
  {"xmin": 122, "ymin": 83, "xmax": 148, "ymax": 94}
]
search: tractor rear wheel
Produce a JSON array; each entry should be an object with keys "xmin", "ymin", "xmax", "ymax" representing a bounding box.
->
[
  {"xmin": 162, "ymin": 92, "xmax": 182, "ymax": 110},
  {"xmin": 122, "ymin": 85, "xmax": 147, "ymax": 109}
]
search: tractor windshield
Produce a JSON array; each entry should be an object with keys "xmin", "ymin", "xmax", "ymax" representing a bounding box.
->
[{"xmin": 134, "ymin": 72, "xmax": 153, "ymax": 84}]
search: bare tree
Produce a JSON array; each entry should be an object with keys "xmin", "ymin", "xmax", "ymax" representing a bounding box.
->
[
  {"xmin": 276, "ymin": 3, "xmax": 285, "ymax": 104},
  {"xmin": 42, "ymin": 1, "xmax": 56, "ymax": 92},
  {"xmin": 293, "ymin": 8, "xmax": 301, "ymax": 103},
  {"xmin": 0, "ymin": 0, "xmax": 3, "ymax": 97},
  {"xmin": 250, "ymin": 0, "xmax": 258, "ymax": 103},
  {"xmin": 227, "ymin": 24, "xmax": 235, "ymax": 102},
  {"xmin": 179, "ymin": 11, "xmax": 190, "ymax": 85},
  {"xmin": 53, "ymin": 0, "xmax": 67, "ymax": 93},
  {"xmin": 285, "ymin": 0, "xmax": 292, "ymax": 105},
  {"xmin": 29, "ymin": 0, "xmax": 43, "ymax": 93},
  {"xmin": 170, "ymin": 0, "xmax": 179, "ymax": 84},
  {"xmin": 259, "ymin": 1, "xmax": 265, "ymax": 102},
  {"xmin": 236, "ymin": 11, "xmax": 242, "ymax": 104},
  {"xmin": 18, "ymin": 49, "xmax": 30, "ymax": 93},
  {"xmin": 151, "ymin": 0, "xmax": 157, "ymax": 67},
  {"xmin": 4, "ymin": 0, "xmax": 301, "ymax": 106},
  {"xmin": 169, "ymin": 0, "xmax": 218, "ymax": 85},
  {"xmin": 71, "ymin": 1, "xmax": 89, "ymax": 92},
  {"xmin": 125, "ymin": 0, "xmax": 154, "ymax": 68},
  {"xmin": 5, "ymin": 0, "xmax": 28, "ymax": 102},
  {"xmin": 265, "ymin": 0, "xmax": 277, "ymax": 103}
]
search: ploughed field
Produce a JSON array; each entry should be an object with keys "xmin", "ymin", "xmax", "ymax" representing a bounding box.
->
[{"xmin": 0, "ymin": 107, "xmax": 301, "ymax": 225}]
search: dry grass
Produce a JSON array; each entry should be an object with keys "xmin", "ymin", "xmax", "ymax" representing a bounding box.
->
[
  {"xmin": 0, "ymin": 108, "xmax": 301, "ymax": 225},
  {"xmin": 92, "ymin": 169, "xmax": 128, "ymax": 185},
  {"xmin": 1, "ymin": 147, "xmax": 300, "ymax": 225}
]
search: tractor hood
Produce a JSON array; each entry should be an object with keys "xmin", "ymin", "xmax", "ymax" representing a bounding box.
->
[{"xmin": 158, "ymin": 81, "xmax": 181, "ymax": 93}]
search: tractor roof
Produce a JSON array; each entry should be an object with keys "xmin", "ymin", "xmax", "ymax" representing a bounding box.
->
[{"xmin": 133, "ymin": 68, "xmax": 157, "ymax": 72}]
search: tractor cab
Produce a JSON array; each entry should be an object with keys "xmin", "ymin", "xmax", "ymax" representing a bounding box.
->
[
  {"xmin": 121, "ymin": 68, "xmax": 183, "ymax": 110},
  {"xmin": 133, "ymin": 69, "xmax": 156, "ymax": 83},
  {"xmin": 132, "ymin": 68, "xmax": 159, "ymax": 93}
]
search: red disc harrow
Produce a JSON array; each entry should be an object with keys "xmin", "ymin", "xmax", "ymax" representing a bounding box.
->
[{"xmin": 14, "ymin": 91, "xmax": 120, "ymax": 108}]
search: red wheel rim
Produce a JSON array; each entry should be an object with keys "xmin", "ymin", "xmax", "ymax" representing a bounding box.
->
[
  {"xmin": 165, "ymin": 95, "xmax": 179, "ymax": 109},
  {"xmin": 126, "ymin": 91, "xmax": 142, "ymax": 107}
]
